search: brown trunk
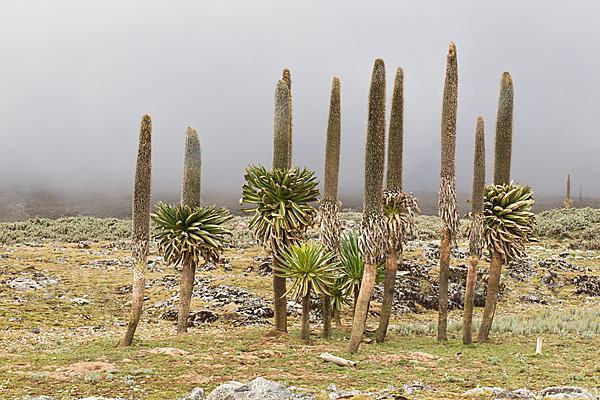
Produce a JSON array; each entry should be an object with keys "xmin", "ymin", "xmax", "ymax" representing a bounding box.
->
[
  {"xmin": 118, "ymin": 277, "xmax": 145, "ymax": 347},
  {"xmin": 334, "ymin": 308, "xmax": 342, "ymax": 328},
  {"xmin": 376, "ymin": 251, "xmax": 398, "ymax": 343},
  {"xmin": 352, "ymin": 285, "xmax": 360, "ymax": 317},
  {"xmin": 273, "ymin": 256, "xmax": 288, "ymax": 332},
  {"xmin": 477, "ymin": 250, "xmax": 503, "ymax": 341},
  {"xmin": 322, "ymin": 294, "xmax": 332, "ymax": 339},
  {"xmin": 347, "ymin": 262, "xmax": 376, "ymax": 353},
  {"xmin": 177, "ymin": 259, "xmax": 196, "ymax": 336},
  {"xmin": 301, "ymin": 286, "xmax": 311, "ymax": 341},
  {"xmin": 437, "ymin": 226, "xmax": 451, "ymax": 341},
  {"xmin": 462, "ymin": 254, "xmax": 479, "ymax": 344}
]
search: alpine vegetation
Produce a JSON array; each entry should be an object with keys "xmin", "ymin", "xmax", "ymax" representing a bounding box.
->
[
  {"xmin": 477, "ymin": 182, "xmax": 535, "ymax": 341},
  {"xmin": 478, "ymin": 72, "xmax": 517, "ymax": 342},
  {"xmin": 376, "ymin": 67, "xmax": 419, "ymax": 344},
  {"xmin": 318, "ymin": 76, "xmax": 342, "ymax": 339},
  {"xmin": 119, "ymin": 114, "xmax": 152, "ymax": 348},
  {"xmin": 176, "ymin": 126, "xmax": 202, "ymax": 335},
  {"xmin": 282, "ymin": 68, "xmax": 293, "ymax": 169},
  {"xmin": 241, "ymin": 166, "xmax": 320, "ymax": 331},
  {"xmin": 348, "ymin": 58, "xmax": 387, "ymax": 354},
  {"xmin": 271, "ymin": 79, "xmax": 292, "ymax": 331},
  {"xmin": 152, "ymin": 202, "xmax": 232, "ymax": 336},
  {"xmin": 565, "ymin": 174, "xmax": 573, "ymax": 209},
  {"xmin": 438, "ymin": 42, "xmax": 459, "ymax": 342},
  {"xmin": 273, "ymin": 242, "xmax": 340, "ymax": 341},
  {"xmin": 462, "ymin": 117, "xmax": 485, "ymax": 345},
  {"xmin": 181, "ymin": 127, "xmax": 202, "ymax": 208}
]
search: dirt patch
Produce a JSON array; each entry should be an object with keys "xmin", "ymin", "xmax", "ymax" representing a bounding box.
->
[
  {"xmin": 59, "ymin": 361, "xmax": 116, "ymax": 374},
  {"xmin": 263, "ymin": 329, "xmax": 289, "ymax": 338},
  {"xmin": 175, "ymin": 372, "xmax": 212, "ymax": 385},
  {"xmin": 148, "ymin": 347, "xmax": 190, "ymax": 357},
  {"xmin": 367, "ymin": 351, "xmax": 439, "ymax": 366},
  {"xmin": 0, "ymin": 362, "xmax": 30, "ymax": 370}
]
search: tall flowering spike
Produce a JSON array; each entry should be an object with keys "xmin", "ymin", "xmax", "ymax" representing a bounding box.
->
[
  {"xmin": 564, "ymin": 174, "xmax": 573, "ymax": 208},
  {"xmin": 348, "ymin": 58, "xmax": 386, "ymax": 354},
  {"xmin": 319, "ymin": 77, "xmax": 342, "ymax": 340},
  {"xmin": 320, "ymin": 77, "xmax": 342, "ymax": 253},
  {"xmin": 469, "ymin": 117, "xmax": 486, "ymax": 257},
  {"xmin": 322, "ymin": 77, "xmax": 341, "ymax": 204},
  {"xmin": 273, "ymin": 80, "xmax": 291, "ymax": 170},
  {"xmin": 282, "ymin": 68, "xmax": 293, "ymax": 169},
  {"xmin": 119, "ymin": 113, "xmax": 152, "ymax": 347},
  {"xmin": 359, "ymin": 58, "xmax": 387, "ymax": 265},
  {"xmin": 439, "ymin": 42, "xmax": 459, "ymax": 239},
  {"xmin": 132, "ymin": 114, "xmax": 152, "ymax": 281},
  {"xmin": 463, "ymin": 117, "xmax": 485, "ymax": 345},
  {"xmin": 181, "ymin": 127, "xmax": 202, "ymax": 208},
  {"xmin": 386, "ymin": 67, "xmax": 404, "ymax": 192},
  {"xmin": 493, "ymin": 72, "xmax": 514, "ymax": 185},
  {"xmin": 437, "ymin": 42, "xmax": 459, "ymax": 342}
]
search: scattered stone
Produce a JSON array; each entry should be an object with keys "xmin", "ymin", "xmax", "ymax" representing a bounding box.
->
[
  {"xmin": 178, "ymin": 387, "xmax": 207, "ymax": 400},
  {"xmin": 402, "ymin": 381, "xmax": 435, "ymax": 395},
  {"xmin": 538, "ymin": 386, "xmax": 594, "ymax": 399},
  {"xmin": 8, "ymin": 275, "xmax": 57, "ymax": 291},
  {"xmin": 206, "ymin": 377, "xmax": 315, "ymax": 400},
  {"xmin": 70, "ymin": 297, "xmax": 91, "ymax": 306},
  {"xmin": 572, "ymin": 275, "xmax": 600, "ymax": 296},
  {"xmin": 518, "ymin": 294, "xmax": 549, "ymax": 305}
]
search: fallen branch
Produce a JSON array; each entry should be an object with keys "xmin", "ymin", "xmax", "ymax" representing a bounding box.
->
[{"xmin": 318, "ymin": 352, "xmax": 356, "ymax": 367}]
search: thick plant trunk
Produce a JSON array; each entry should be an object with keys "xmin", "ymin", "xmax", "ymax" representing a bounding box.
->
[
  {"xmin": 273, "ymin": 256, "xmax": 288, "ymax": 332},
  {"xmin": 352, "ymin": 286, "xmax": 360, "ymax": 317},
  {"xmin": 322, "ymin": 294, "xmax": 332, "ymax": 339},
  {"xmin": 347, "ymin": 262, "xmax": 376, "ymax": 353},
  {"xmin": 334, "ymin": 308, "xmax": 342, "ymax": 328},
  {"xmin": 177, "ymin": 259, "xmax": 196, "ymax": 336},
  {"xmin": 119, "ymin": 276, "xmax": 145, "ymax": 347},
  {"xmin": 376, "ymin": 251, "xmax": 399, "ymax": 343},
  {"xmin": 477, "ymin": 250, "xmax": 503, "ymax": 341},
  {"xmin": 462, "ymin": 254, "xmax": 479, "ymax": 344},
  {"xmin": 437, "ymin": 226, "xmax": 451, "ymax": 341},
  {"xmin": 301, "ymin": 288, "xmax": 311, "ymax": 341}
]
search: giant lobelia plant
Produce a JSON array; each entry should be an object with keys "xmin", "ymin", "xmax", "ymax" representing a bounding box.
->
[{"xmin": 241, "ymin": 165, "xmax": 320, "ymax": 330}]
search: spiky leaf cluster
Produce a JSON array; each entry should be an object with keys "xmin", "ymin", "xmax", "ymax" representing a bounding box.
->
[
  {"xmin": 241, "ymin": 165, "xmax": 319, "ymax": 252},
  {"xmin": 152, "ymin": 202, "xmax": 232, "ymax": 266},
  {"xmin": 273, "ymin": 242, "xmax": 340, "ymax": 300},
  {"xmin": 483, "ymin": 182, "xmax": 535, "ymax": 262},
  {"xmin": 339, "ymin": 231, "xmax": 385, "ymax": 297},
  {"xmin": 383, "ymin": 190, "xmax": 419, "ymax": 252}
]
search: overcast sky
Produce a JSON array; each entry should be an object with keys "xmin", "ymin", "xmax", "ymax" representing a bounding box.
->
[{"xmin": 0, "ymin": 1, "xmax": 598, "ymax": 199}]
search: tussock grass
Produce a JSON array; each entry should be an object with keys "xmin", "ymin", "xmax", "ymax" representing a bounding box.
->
[{"xmin": 392, "ymin": 306, "xmax": 600, "ymax": 337}]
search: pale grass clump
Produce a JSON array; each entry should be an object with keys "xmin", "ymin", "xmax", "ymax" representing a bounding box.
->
[{"xmin": 391, "ymin": 307, "xmax": 600, "ymax": 337}]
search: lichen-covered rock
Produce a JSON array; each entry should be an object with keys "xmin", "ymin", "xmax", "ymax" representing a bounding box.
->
[{"xmin": 206, "ymin": 377, "xmax": 315, "ymax": 400}]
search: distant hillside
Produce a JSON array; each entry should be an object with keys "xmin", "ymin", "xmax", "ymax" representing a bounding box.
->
[{"xmin": 0, "ymin": 186, "xmax": 598, "ymax": 222}]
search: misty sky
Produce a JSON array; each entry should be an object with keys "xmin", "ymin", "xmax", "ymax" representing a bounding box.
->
[{"xmin": 0, "ymin": 1, "xmax": 598, "ymax": 199}]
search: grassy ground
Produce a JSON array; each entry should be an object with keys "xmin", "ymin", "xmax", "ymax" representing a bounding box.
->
[{"xmin": 1, "ymin": 211, "xmax": 600, "ymax": 399}]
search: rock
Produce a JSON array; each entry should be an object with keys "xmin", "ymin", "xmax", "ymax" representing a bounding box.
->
[
  {"xmin": 518, "ymin": 294, "xmax": 549, "ymax": 304},
  {"xmin": 25, "ymin": 397, "xmax": 58, "ymax": 400},
  {"xmin": 71, "ymin": 297, "xmax": 91, "ymax": 306},
  {"xmin": 402, "ymin": 381, "xmax": 435, "ymax": 395},
  {"xmin": 207, "ymin": 377, "xmax": 315, "ymax": 400},
  {"xmin": 200, "ymin": 262, "xmax": 217, "ymax": 271},
  {"xmin": 572, "ymin": 275, "xmax": 600, "ymax": 296},
  {"xmin": 224, "ymin": 264, "xmax": 233, "ymax": 272},
  {"xmin": 178, "ymin": 387, "xmax": 207, "ymax": 400},
  {"xmin": 538, "ymin": 386, "xmax": 594, "ymax": 399},
  {"xmin": 463, "ymin": 387, "xmax": 535, "ymax": 399},
  {"xmin": 8, "ymin": 276, "xmax": 57, "ymax": 291}
]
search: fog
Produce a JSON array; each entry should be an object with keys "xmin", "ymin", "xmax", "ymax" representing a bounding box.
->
[{"xmin": 0, "ymin": 0, "xmax": 598, "ymax": 201}]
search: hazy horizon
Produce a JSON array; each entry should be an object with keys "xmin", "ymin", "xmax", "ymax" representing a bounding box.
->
[{"xmin": 0, "ymin": 1, "xmax": 598, "ymax": 199}]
